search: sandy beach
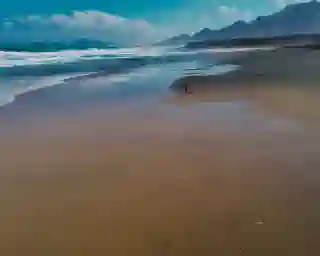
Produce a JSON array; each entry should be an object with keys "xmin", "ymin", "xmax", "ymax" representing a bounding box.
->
[{"xmin": 0, "ymin": 48, "xmax": 320, "ymax": 255}]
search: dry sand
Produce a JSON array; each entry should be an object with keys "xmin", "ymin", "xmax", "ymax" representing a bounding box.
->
[{"xmin": 0, "ymin": 49, "xmax": 320, "ymax": 256}]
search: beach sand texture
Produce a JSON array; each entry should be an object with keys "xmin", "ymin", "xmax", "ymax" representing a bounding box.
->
[{"xmin": 0, "ymin": 49, "xmax": 319, "ymax": 256}]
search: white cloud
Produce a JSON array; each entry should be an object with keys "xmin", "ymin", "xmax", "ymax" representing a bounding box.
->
[
  {"xmin": 0, "ymin": 1, "xmax": 314, "ymax": 45},
  {"xmin": 274, "ymin": 0, "xmax": 313, "ymax": 9},
  {"xmin": 153, "ymin": 4, "xmax": 254, "ymax": 37},
  {"xmin": 0, "ymin": 11, "xmax": 158, "ymax": 46},
  {"xmin": 165, "ymin": 0, "xmax": 314, "ymax": 36},
  {"xmin": 217, "ymin": 5, "xmax": 253, "ymax": 23}
]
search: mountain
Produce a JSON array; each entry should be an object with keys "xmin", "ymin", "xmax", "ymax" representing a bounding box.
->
[
  {"xmin": 186, "ymin": 34, "xmax": 320, "ymax": 49},
  {"xmin": 193, "ymin": 21, "xmax": 250, "ymax": 41},
  {"xmin": 156, "ymin": 34, "xmax": 192, "ymax": 46},
  {"xmin": 0, "ymin": 38, "xmax": 119, "ymax": 52},
  {"xmin": 160, "ymin": 0, "xmax": 320, "ymax": 45}
]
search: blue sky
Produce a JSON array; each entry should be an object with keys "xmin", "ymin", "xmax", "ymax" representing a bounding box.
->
[
  {"xmin": 0, "ymin": 0, "xmax": 310, "ymax": 45},
  {"xmin": 0, "ymin": 0, "xmax": 291, "ymax": 19}
]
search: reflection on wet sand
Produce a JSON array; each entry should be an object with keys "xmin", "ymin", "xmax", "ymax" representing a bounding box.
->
[{"xmin": 169, "ymin": 85, "xmax": 320, "ymax": 128}]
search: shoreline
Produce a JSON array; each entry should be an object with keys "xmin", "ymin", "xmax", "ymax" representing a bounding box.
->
[
  {"xmin": 172, "ymin": 48, "xmax": 320, "ymax": 90},
  {"xmin": 170, "ymin": 48, "xmax": 320, "ymax": 129}
]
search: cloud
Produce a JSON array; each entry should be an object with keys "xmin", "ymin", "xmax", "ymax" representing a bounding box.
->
[
  {"xmin": 0, "ymin": 1, "xmax": 313, "ymax": 45},
  {"xmin": 217, "ymin": 5, "xmax": 253, "ymax": 23},
  {"xmin": 167, "ymin": 0, "xmax": 313, "ymax": 35},
  {"xmin": 0, "ymin": 11, "xmax": 158, "ymax": 46},
  {"xmin": 273, "ymin": 0, "xmax": 312, "ymax": 9},
  {"xmin": 153, "ymin": 4, "xmax": 254, "ymax": 37}
]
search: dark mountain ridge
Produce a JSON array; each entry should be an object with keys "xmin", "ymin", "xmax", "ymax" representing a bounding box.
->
[{"xmin": 160, "ymin": 0, "xmax": 320, "ymax": 46}]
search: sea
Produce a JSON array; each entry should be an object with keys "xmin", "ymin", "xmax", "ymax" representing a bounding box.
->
[{"xmin": 0, "ymin": 44, "xmax": 260, "ymax": 107}]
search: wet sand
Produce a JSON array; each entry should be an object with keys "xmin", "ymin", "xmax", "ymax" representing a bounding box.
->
[{"xmin": 0, "ymin": 49, "xmax": 320, "ymax": 255}]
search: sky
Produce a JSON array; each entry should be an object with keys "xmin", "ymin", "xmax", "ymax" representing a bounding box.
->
[{"xmin": 0, "ymin": 0, "xmax": 311, "ymax": 45}]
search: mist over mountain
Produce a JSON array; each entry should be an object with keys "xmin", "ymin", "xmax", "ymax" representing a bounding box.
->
[
  {"xmin": 0, "ymin": 38, "xmax": 119, "ymax": 52},
  {"xmin": 0, "ymin": 10, "xmax": 157, "ymax": 48},
  {"xmin": 160, "ymin": 0, "xmax": 320, "ymax": 45}
]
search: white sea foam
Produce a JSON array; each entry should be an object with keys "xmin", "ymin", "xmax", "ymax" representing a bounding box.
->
[
  {"xmin": 0, "ymin": 46, "xmax": 177, "ymax": 106},
  {"xmin": 0, "ymin": 46, "xmax": 272, "ymax": 68},
  {"xmin": 0, "ymin": 46, "xmax": 175, "ymax": 68},
  {"xmin": 0, "ymin": 73, "xmax": 91, "ymax": 107}
]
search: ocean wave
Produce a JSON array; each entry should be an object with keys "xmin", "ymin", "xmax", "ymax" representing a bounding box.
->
[
  {"xmin": 0, "ymin": 46, "xmax": 177, "ymax": 106},
  {"xmin": 0, "ymin": 73, "xmax": 91, "ymax": 107},
  {"xmin": 0, "ymin": 46, "xmax": 266, "ymax": 74},
  {"xmin": 0, "ymin": 46, "xmax": 206, "ymax": 77},
  {"xmin": 0, "ymin": 46, "xmax": 176, "ymax": 68},
  {"xmin": 0, "ymin": 45, "xmax": 272, "ymax": 69}
]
